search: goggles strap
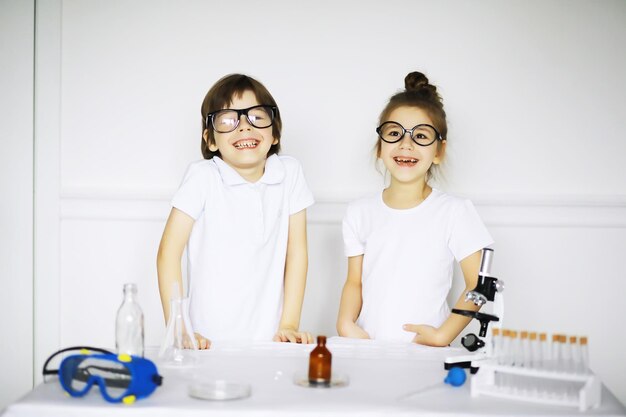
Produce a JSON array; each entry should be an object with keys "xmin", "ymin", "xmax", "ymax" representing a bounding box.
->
[{"xmin": 43, "ymin": 346, "xmax": 114, "ymax": 377}]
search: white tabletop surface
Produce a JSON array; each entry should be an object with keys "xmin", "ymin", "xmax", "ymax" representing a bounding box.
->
[{"xmin": 3, "ymin": 338, "xmax": 625, "ymax": 417}]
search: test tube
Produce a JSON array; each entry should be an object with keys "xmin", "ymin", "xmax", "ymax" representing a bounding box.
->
[
  {"xmin": 527, "ymin": 332, "xmax": 542, "ymax": 396},
  {"xmin": 491, "ymin": 327, "xmax": 501, "ymax": 360},
  {"xmin": 510, "ymin": 330, "xmax": 520, "ymax": 366},
  {"xmin": 551, "ymin": 334, "xmax": 561, "ymax": 371},
  {"xmin": 529, "ymin": 332, "xmax": 540, "ymax": 369},
  {"xmin": 499, "ymin": 329, "xmax": 511, "ymax": 366},
  {"xmin": 560, "ymin": 334, "xmax": 570, "ymax": 372},
  {"xmin": 539, "ymin": 332, "xmax": 550, "ymax": 370},
  {"xmin": 491, "ymin": 328, "xmax": 502, "ymax": 388},
  {"xmin": 509, "ymin": 331, "xmax": 521, "ymax": 393},
  {"xmin": 520, "ymin": 331, "xmax": 530, "ymax": 368},
  {"xmin": 498, "ymin": 329, "xmax": 512, "ymax": 391},
  {"xmin": 565, "ymin": 336, "xmax": 580, "ymax": 400},
  {"xmin": 520, "ymin": 331, "xmax": 533, "ymax": 393},
  {"xmin": 569, "ymin": 336, "xmax": 579, "ymax": 373},
  {"xmin": 580, "ymin": 336, "xmax": 589, "ymax": 374}
]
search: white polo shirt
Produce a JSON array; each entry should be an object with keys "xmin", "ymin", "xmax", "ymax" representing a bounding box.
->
[
  {"xmin": 172, "ymin": 154, "xmax": 314, "ymax": 341},
  {"xmin": 343, "ymin": 189, "xmax": 494, "ymax": 342}
]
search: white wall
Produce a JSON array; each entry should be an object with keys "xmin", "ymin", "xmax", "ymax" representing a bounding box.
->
[
  {"xmin": 11, "ymin": 0, "xmax": 626, "ymax": 409},
  {"xmin": 0, "ymin": 0, "xmax": 34, "ymax": 410}
]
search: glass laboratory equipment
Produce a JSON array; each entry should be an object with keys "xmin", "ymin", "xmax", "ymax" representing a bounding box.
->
[
  {"xmin": 115, "ymin": 283, "xmax": 144, "ymax": 357},
  {"xmin": 309, "ymin": 335, "xmax": 332, "ymax": 386},
  {"xmin": 158, "ymin": 292, "xmax": 198, "ymax": 367}
]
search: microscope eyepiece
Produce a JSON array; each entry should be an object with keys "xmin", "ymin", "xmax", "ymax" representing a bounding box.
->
[{"xmin": 479, "ymin": 248, "xmax": 494, "ymax": 276}]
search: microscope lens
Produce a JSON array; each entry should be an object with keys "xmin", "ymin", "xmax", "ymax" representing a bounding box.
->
[{"xmin": 480, "ymin": 248, "xmax": 494, "ymax": 275}]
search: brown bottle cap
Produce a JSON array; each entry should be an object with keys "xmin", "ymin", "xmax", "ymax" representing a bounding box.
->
[
  {"xmin": 580, "ymin": 336, "xmax": 588, "ymax": 345},
  {"xmin": 552, "ymin": 334, "xmax": 559, "ymax": 342},
  {"xmin": 521, "ymin": 331, "xmax": 528, "ymax": 339},
  {"xmin": 540, "ymin": 333, "xmax": 547, "ymax": 341},
  {"xmin": 510, "ymin": 330, "xmax": 518, "ymax": 338},
  {"xmin": 529, "ymin": 332, "xmax": 537, "ymax": 340},
  {"xmin": 492, "ymin": 328, "xmax": 500, "ymax": 336},
  {"xmin": 569, "ymin": 336, "xmax": 577, "ymax": 344}
]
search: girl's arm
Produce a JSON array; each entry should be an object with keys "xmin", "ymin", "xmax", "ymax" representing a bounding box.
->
[
  {"xmin": 274, "ymin": 209, "xmax": 313, "ymax": 344},
  {"xmin": 157, "ymin": 208, "xmax": 210, "ymax": 349},
  {"xmin": 336, "ymin": 255, "xmax": 370, "ymax": 338},
  {"xmin": 404, "ymin": 250, "xmax": 482, "ymax": 347}
]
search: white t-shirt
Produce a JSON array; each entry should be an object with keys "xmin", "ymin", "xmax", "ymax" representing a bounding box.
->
[
  {"xmin": 172, "ymin": 154, "xmax": 314, "ymax": 341},
  {"xmin": 342, "ymin": 189, "xmax": 494, "ymax": 342}
]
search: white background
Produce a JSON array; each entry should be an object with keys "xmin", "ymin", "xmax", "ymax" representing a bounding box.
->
[
  {"xmin": 0, "ymin": 0, "xmax": 33, "ymax": 409},
  {"xmin": 1, "ymin": 0, "xmax": 625, "ymax": 409}
]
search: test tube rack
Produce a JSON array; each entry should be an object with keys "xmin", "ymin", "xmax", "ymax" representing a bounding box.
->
[{"xmin": 470, "ymin": 360, "xmax": 601, "ymax": 412}]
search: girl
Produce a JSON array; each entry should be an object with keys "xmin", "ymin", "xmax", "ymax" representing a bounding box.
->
[
  {"xmin": 337, "ymin": 71, "xmax": 493, "ymax": 346},
  {"xmin": 158, "ymin": 74, "xmax": 314, "ymax": 349}
]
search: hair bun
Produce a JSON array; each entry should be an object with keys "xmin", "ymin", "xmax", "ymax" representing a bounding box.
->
[{"xmin": 404, "ymin": 71, "xmax": 438, "ymax": 97}]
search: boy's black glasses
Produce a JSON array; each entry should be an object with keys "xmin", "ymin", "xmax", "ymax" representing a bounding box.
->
[
  {"xmin": 376, "ymin": 121, "xmax": 443, "ymax": 147},
  {"xmin": 207, "ymin": 105, "xmax": 277, "ymax": 133}
]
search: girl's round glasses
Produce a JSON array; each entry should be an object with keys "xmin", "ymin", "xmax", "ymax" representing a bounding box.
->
[
  {"xmin": 376, "ymin": 121, "xmax": 442, "ymax": 147},
  {"xmin": 207, "ymin": 105, "xmax": 277, "ymax": 133}
]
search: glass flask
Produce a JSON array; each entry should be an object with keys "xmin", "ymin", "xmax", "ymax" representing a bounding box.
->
[
  {"xmin": 115, "ymin": 283, "xmax": 144, "ymax": 356},
  {"xmin": 158, "ymin": 294, "xmax": 198, "ymax": 367},
  {"xmin": 309, "ymin": 335, "xmax": 331, "ymax": 386}
]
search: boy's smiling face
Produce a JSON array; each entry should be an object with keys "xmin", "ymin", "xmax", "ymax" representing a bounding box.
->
[{"xmin": 204, "ymin": 90, "xmax": 278, "ymax": 182}]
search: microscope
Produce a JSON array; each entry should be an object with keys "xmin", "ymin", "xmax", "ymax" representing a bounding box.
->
[{"xmin": 444, "ymin": 248, "xmax": 504, "ymax": 373}]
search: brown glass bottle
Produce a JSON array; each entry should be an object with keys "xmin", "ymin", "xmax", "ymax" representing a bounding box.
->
[{"xmin": 309, "ymin": 335, "xmax": 332, "ymax": 386}]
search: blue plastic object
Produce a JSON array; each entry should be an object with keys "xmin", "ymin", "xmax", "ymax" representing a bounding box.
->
[
  {"xmin": 444, "ymin": 367, "xmax": 466, "ymax": 387},
  {"xmin": 58, "ymin": 353, "xmax": 162, "ymax": 403}
]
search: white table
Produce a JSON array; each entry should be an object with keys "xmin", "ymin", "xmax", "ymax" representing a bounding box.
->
[{"xmin": 4, "ymin": 338, "xmax": 625, "ymax": 417}]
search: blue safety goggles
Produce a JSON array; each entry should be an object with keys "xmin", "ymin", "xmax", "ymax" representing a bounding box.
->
[{"xmin": 43, "ymin": 346, "xmax": 163, "ymax": 404}]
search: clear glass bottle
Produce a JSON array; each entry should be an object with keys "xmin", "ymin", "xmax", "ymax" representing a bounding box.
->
[
  {"xmin": 309, "ymin": 335, "xmax": 332, "ymax": 386},
  {"xmin": 115, "ymin": 283, "xmax": 144, "ymax": 357}
]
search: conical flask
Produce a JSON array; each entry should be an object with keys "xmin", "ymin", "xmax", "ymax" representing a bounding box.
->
[{"xmin": 158, "ymin": 283, "xmax": 198, "ymax": 367}]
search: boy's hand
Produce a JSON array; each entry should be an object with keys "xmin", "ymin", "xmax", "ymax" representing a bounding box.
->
[
  {"xmin": 193, "ymin": 332, "xmax": 211, "ymax": 349},
  {"xmin": 338, "ymin": 321, "xmax": 370, "ymax": 339},
  {"xmin": 403, "ymin": 324, "xmax": 448, "ymax": 347},
  {"xmin": 273, "ymin": 328, "xmax": 314, "ymax": 344}
]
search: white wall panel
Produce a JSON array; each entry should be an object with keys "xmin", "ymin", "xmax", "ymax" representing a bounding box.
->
[
  {"xmin": 58, "ymin": 0, "xmax": 626, "ymax": 199},
  {"xmin": 60, "ymin": 218, "xmax": 166, "ymax": 349},
  {"xmin": 29, "ymin": 0, "xmax": 626, "ymax": 409},
  {"xmin": 33, "ymin": 0, "xmax": 62, "ymax": 391},
  {"xmin": 0, "ymin": 0, "xmax": 34, "ymax": 410}
]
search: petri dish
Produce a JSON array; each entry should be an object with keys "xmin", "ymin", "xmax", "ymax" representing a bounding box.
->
[
  {"xmin": 188, "ymin": 379, "xmax": 251, "ymax": 401},
  {"xmin": 293, "ymin": 372, "xmax": 349, "ymax": 388}
]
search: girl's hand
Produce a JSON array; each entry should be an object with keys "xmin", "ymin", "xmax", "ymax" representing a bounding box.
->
[
  {"xmin": 193, "ymin": 332, "xmax": 211, "ymax": 350},
  {"xmin": 338, "ymin": 321, "xmax": 370, "ymax": 339},
  {"xmin": 273, "ymin": 328, "xmax": 314, "ymax": 344},
  {"xmin": 403, "ymin": 324, "xmax": 447, "ymax": 347}
]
